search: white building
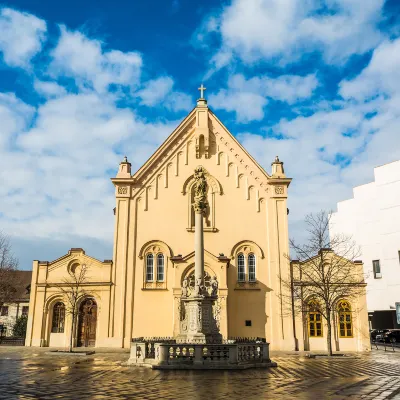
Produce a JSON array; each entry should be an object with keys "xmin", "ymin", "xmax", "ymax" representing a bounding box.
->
[
  {"xmin": 330, "ymin": 160, "xmax": 400, "ymax": 330},
  {"xmin": 0, "ymin": 271, "xmax": 31, "ymax": 337}
]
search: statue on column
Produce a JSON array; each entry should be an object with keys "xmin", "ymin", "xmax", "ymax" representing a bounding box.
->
[
  {"xmin": 210, "ymin": 276, "xmax": 218, "ymax": 297},
  {"xmin": 193, "ymin": 166, "xmax": 208, "ymax": 214},
  {"xmin": 181, "ymin": 278, "xmax": 189, "ymax": 298}
]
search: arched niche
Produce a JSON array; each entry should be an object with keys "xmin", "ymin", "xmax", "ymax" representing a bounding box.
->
[{"xmin": 182, "ymin": 169, "xmax": 223, "ymax": 232}]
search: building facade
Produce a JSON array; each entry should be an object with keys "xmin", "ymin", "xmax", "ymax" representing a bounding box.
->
[
  {"xmin": 291, "ymin": 251, "xmax": 370, "ymax": 353},
  {"xmin": 0, "ymin": 271, "xmax": 31, "ymax": 337},
  {"xmin": 25, "ymin": 95, "xmax": 369, "ymax": 352},
  {"xmin": 330, "ymin": 160, "xmax": 400, "ymax": 329}
]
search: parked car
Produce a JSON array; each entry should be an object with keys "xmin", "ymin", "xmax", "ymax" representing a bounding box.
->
[
  {"xmin": 383, "ymin": 329, "xmax": 400, "ymax": 343},
  {"xmin": 372, "ymin": 329, "xmax": 389, "ymax": 342}
]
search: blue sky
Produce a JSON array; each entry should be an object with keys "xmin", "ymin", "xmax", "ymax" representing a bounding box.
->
[{"xmin": 1, "ymin": 0, "xmax": 400, "ymax": 268}]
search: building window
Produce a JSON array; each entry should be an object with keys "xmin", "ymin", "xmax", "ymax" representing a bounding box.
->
[
  {"xmin": 146, "ymin": 254, "xmax": 154, "ymax": 282},
  {"xmin": 157, "ymin": 254, "xmax": 165, "ymax": 281},
  {"xmin": 21, "ymin": 306, "xmax": 29, "ymax": 316},
  {"xmin": 237, "ymin": 253, "xmax": 245, "ymax": 282},
  {"xmin": 237, "ymin": 253, "xmax": 257, "ymax": 282},
  {"xmin": 248, "ymin": 254, "xmax": 256, "ymax": 282},
  {"xmin": 373, "ymin": 260, "xmax": 381, "ymax": 278},
  {"xmin": 308, "ymin": 300, "xmax": 323, "ymax": 337},
  {"xmin": 338, "ymin": 300, "xmax": 353, "ymax": 338},
  {"xmin": 0, "ymin": 306, "xmax": 8, "ymax": 317},
  {"xmin": 51, "ymin": 302, "xmax": 65, "ymax": 333}
]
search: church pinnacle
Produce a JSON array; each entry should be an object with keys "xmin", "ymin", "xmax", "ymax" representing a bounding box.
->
[{"xmin": 197, "ymin": 83, "xmax": 207, "ymax": 107}]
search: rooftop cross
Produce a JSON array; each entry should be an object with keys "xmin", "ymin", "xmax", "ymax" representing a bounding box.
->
[{"xmin": 198, "ymin": 83, "xmax": 206, "ymax": 99}]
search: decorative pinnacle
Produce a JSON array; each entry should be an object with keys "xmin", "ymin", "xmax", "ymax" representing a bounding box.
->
[
  {"xmin": 274, "ymin": 156, "xmax": 280, "ymax": 163},
  {"xmin": 198, "ymin": 83, "xmax": 206, "ymax": 99},
  {"xmin": 123, "ymin": 155, "xmax": 128, "ymax": 163}
]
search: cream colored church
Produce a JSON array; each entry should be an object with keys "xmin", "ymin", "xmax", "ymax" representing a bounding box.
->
[{"xmin": 25, "ymin": 92, "xmax": 370, "ymax": 352}]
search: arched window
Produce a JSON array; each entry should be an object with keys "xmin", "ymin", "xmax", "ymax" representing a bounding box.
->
[
  {"xmin": 338, "ymin": 300, "xmax": 353, "ymax": 338},
  {"xmin": 146, "ymin": 254, "xmax": 154, "ymax": 282},
  {"xmin": 51, "ymin": 302, "xmax": 65, "ymax": 333},
  {"xmin": 248, "ymin": 254, "xmax": 256, "ymax": 282},
  {"xmin": 157, "ymin": 254, "xmax": 165, "ymax": 281},
  {"xmin": 308, "ymin": 300, "xmax": 323, "ymax": 337},
  {"xmin": 237, "ymin": 253, "xmax": 245, "ymax": 282}
]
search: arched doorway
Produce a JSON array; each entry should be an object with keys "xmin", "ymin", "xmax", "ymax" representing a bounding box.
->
[{"xmin": 77, "ymin": 298, "xmax": 97, "ymax": 347}]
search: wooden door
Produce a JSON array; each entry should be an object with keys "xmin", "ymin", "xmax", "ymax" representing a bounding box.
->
[{"xmin": 77, "ymin": 299, "xmax": 97, "ymax": 347}]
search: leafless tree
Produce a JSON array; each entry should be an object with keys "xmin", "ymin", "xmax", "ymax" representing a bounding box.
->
[
  {"xmin": 0, "ymin": 232, "xmax": 19, "ymax": 308},
  {"xmin": 283, "ymin": 211, "xmax": 366, "ymax": 356},
  {"xmin": 54, "ymin": 264, "xmax": 93, "ymax": 352}
]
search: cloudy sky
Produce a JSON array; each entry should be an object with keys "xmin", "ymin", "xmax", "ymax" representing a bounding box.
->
[{"xmin": 1, "ymin": 0, "xmax": 400, "ymax": 268}]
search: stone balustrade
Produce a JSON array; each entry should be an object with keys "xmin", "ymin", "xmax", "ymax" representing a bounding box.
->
[{"xmin": 129, "ymin": 340, "xmax": 275, "ymax": 369}]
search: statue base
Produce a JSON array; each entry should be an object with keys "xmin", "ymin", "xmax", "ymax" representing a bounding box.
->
[{"xmin": 177, "ymin": 296, "xmax": 222, "ymax": 344}]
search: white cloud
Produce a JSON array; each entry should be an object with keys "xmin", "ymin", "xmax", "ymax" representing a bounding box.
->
[
  {"xmin": 0, "ymin": 93, "xmax": 35, "ymax": 149},
  {"xmin": 340, "ymin": 38, "xmax": 400, "ymax": 100},
  {"xmin": 199, "ymin": 0, "xmax": 384, "ymax": 69},
  {"xmin": 138, "ymin": 76, "xmax": 193, "ymax": 111},
  {"xmin": 138, "ymin": 76, "xmax": 174, "ymax": 106},
  {"xmin": 34, "ymin": 80, "xmax": 68, "ymax": 98},
  {"xmin": 209, "ymin": 73, "xmax": 318, "ymax": 122},
  {"xmin": 50, "ymin": 25, "xmax": 142, "ymax": 93},
  {"xmin": 0, "ymin": 7, "xmax": 47, "ymax": 68}
]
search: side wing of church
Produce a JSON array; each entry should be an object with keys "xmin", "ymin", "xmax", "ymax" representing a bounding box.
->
[{"xmin": 25, "ymin": 95, "xmax": 295, "ymax": 351}]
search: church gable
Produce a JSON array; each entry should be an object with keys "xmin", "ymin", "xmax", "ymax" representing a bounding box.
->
[
  {"xmin": 37, "ymin": 248, "xmax": 112, "ymax": 284},
  {"xmin": 112, "ymin": 96, "xmax": 290, "ymax": 216}
]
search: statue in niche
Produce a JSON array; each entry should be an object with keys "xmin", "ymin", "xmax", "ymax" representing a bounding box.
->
[
  {"xmin": 193, "ymin": 166, "xmax": 208, "ymax": 214},
  {"xmin": 181, "ymin": 278, "xmax": 189, "ymax": 297},
  {"xmin": 210, "ymin": 276, "xmax": 218, "ymax": 297}
]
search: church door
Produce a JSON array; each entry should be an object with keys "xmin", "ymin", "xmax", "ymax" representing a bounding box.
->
[{"xmin": 77, "ymin": 298, "xmax": 97, "ymax": 347}]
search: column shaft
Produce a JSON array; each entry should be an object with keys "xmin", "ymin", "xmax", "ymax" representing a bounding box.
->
[{"xmin": 195, "ymin": 211, "xmax": 204, "ymax": 284}]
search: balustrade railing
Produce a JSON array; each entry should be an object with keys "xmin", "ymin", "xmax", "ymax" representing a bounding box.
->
[{"xmin": 130, "ymin": 340, "xmax": 270, "ymax": 367}]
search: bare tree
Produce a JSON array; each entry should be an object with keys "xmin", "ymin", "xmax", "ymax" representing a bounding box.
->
[
  {"xmin": 54, "ymin": 264, "xmax": 93, "ymax": 352},
  {"xmin": 284, "ymin": 211, "xmax": 366, "ymax": 356},
  {"xmin": 0, "ymin": 232, "xmax": 19, "ymax": 308}
]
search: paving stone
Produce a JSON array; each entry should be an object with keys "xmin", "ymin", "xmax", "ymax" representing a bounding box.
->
[{"xmin": 1, "ymin": 348, "xmax": 400, "ymax": 399}]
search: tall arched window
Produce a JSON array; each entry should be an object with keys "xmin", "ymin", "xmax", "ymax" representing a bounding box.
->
[
  {"xmin": 338, "ymin": 300, "xmax": 353, "ymax": 338},
  {"xmin": 308, "ymin": 300, "xmax": 323, "ymax": 337},
  {"xmin": 157, "ymin": 254, "xmax": 165, "ymax": 281},
  {"xmin": 146, "ymin": 254, "xmax": 154, "ymax": 282},
  {"xmin": 51, "ymin": 302, "xmax": 65, "ymax": 333},
  {"xmin": 248, "ymin": 254, "xmax": 256, "ymax": 282},
  {"xmin": 237, "ymin": 253, "xmax": 245, "ymax": 282}
]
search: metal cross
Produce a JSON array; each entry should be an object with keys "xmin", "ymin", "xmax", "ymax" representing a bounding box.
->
[{"xmin": 198, "ymin": 83, "xmax": 206, "ymax": 98}]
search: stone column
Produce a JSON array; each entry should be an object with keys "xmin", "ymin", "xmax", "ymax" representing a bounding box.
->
[
  {"xmin": 193, "ymin": 166, "xmax": 207, "ymax": 296},
  {"xmin": 194, "ymin": 211, "xmax": 204, "ymax": 291}
]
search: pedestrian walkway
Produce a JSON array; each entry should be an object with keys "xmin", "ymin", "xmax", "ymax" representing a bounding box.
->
[{"xmin": 1, "ymin": 347, "xmax": 400, "ymax": 399}]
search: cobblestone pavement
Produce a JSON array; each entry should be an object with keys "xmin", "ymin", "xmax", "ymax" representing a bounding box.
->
[{"xmin": 1, "ymin": 347, "xmax": 400, "ymax": 399}]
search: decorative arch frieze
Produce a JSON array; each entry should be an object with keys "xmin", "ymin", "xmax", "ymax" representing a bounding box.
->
[
  {"xmin": 230, "ymin": 240, "xmax": 265, "ymax": 260},
  {"xmin": 138, "ymin": 240, "xmax": 174, "ymax": 259}
]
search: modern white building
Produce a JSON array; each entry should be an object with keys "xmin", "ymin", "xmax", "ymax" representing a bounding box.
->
[{"xmin": 330, "ymin": 160, "xmax": 400, "ymax": 330}]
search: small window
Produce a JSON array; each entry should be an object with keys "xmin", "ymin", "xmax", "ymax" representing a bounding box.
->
[
  {"xmin": 338, "ymin": 300, "xmax": 353, "ymax": 338},
  {"xmin": 157, "ymin": 254, "xmax": 164, "ymax": 282},
  {"xmin": 245, "ymin": 320, "xmax": 252, "ymax": 327},
  {"xmin": 248, "ymin": 254, "xmax": 256, "ymax": 282},
  {"xmin": 0, "ymin": 306, "xmax": 8, "ymax": 317},
  {"xmin": 51, "ymin": 302, "xmax": 65, "ymax": 333},
  {"xmin": 146, "ymin": 254, "xmax": 154, "ymax": 282},
  {"xmin": 21, "ymin": 306, "xmax": 29, "ymax": 316},
  {"xmin": 237, "ymin": 254, "xmax": 245, "ymax": 282},
  {"xmin": 373, "ymin": 260, "xmax": 381, "ymax": 278},
  {"xmin": 308, "ymin": 300, "xmax": 323, "ymax": 337}
]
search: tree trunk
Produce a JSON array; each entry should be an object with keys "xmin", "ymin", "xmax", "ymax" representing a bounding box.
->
[
  {"xmin": 326, "ymin": 310, "xmax": 333, "ymax": 356},
  {"xmin": 69, "ymin": 311, "xmax": 75, "ymax": 353}
]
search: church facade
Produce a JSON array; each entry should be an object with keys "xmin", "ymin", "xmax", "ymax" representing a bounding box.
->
[{"xmin": 26, "ymin": 94, "xmax": 363, "ymax": 352}]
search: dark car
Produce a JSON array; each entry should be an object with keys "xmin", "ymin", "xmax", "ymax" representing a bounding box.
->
[
  {"xmin": 383, "ymin": 329, "xmax": 400, "ymax": 343},
  {"xmin": 372, "ymin": 329, "xmax": 389, "ymax": 342}
]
